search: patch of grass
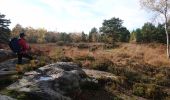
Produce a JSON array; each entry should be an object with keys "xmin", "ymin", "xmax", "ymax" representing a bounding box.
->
[{"xmin": 133, "ymin": 83, "xmax": 167, "ymax": 100}]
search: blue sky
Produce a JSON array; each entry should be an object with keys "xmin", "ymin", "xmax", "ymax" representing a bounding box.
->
[{"xmin": 0, "ymin": 0, "xmax": 151, "ymax": 33}]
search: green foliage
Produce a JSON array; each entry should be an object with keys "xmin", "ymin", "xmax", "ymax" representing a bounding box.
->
[
  {"xmin": 59, "ymin": 32, "xmax": 72, "ymax": 42},
  {"xmin": 130, "ymin": 23, "xmax": 166, "ymax": 43},
  {"xmin": 81, "ymin": 31, "xmax": 87, "ymax": 42},
  {"xmin": 0, "ymin": 13, "xmax": 11, "ymax": 43},
  {"xmin": 141, "ymin": 22, "xmax": 157, "ymax": 42},
  {"xmin": 100, "ymin": 17, "xmax": 130, "ymax": 43},
  {"xmin": 89, "ymin": 27, "xmax": 98, "ymax": 42}
]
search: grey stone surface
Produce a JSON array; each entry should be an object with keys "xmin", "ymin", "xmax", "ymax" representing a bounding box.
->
[{"xmin": 7, "ymin": 62, "xmax": 87, "ymax": 100}]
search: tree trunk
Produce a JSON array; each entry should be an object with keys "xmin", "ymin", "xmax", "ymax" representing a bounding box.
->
[
  {"xmin": 165, "ymin": 0, "xmax": 170, "ymax": 58},
  {"xmin": 165, "ymin": 26, "xmax": 170, "ymax": 58}
]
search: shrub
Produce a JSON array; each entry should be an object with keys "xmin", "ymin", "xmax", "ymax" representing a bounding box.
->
[
  {"xmin": 56, "ymin": 41, "xmax": 65, "ymax": 46},
  {"xmin": 133, "ymin": 83, "xmax": 146, "ymax": 97},
  {"xmin": 89, "ymin": 46, "xmax": 98, "ymax": 52},
  {"xmin": 133, "ymin": 83, "xmax": 167, "ymax": 99},
  {"xmin": 75, "ymin": 55, "xmax": 95, "ymax": 61},
  {"xmin": 77, "ymin": 43, "xmax": 89, "ymax": 49},
  {"xmin": 56, "ymin": 56, "xmax": 73, "ymax": 62},
  {"xmin": 91, "ymin": 59, "xmax": 113, "ymax": 71},
  {"xmin": 108, "ymin": 66, "xmax": 142, "ymax": 83},
  {"xmin": 155, "ymin": 73, "xmax": 170, "ymax": 86}
]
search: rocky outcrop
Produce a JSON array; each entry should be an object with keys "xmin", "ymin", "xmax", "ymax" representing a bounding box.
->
[
  {"xmin": 7, "ymin": 62, "xmax": 87, "ymax": 100},
  {"xmin": 0, "ymin": 58, "xmax": 29, "ymax": 78},
  {"xmin": 0, "ymin": 58, "xmax": 29, "ymax": 71},
  {"xmin": 0, "ymin": 94, "xmax": 16, "ymax": 100},
  {"xmin": 0, "ymin": 49, "xmax": 15, "ymax": 62}
]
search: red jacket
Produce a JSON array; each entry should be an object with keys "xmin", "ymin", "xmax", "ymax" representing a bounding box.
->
[{"xmin": 18, "ymin": 38, "xmax": 29, "ymax": 53}]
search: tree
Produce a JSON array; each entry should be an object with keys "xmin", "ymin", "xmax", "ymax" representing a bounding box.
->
[
  {"xmin": 119, "ymin": 27, "xmax": 130, "ymax": 42},
  {"xmin": 89, "ymin": 27, "xmax": 98, "ymax": 42},
  {"xmin": 100, "ymin": 17, "xmax": 130, "ymax": 43},
  {"xmin": 0, "ymin": 13, "xmax": 11, "ymax": 43},
  {"xmin": 155, "ymin": 23, "xmax": 166, "ymax": 43},
  {"xmin": 140, "ymin": 0, "xmax": 170, "ymax": 58},
  {"xmin": 130, "ymin": 28, "xmax": 143, "ymax": 43},
  {"xmin": 81, "ymin": 31, "xmax": 87, "ymax": 42},
  {"xmin": 12, "ymin": 24, "xmax": 24, "ymax": 37},
  {"xmin": 141, "ymin": 22, "xmax": 157, "ymax": 42}
]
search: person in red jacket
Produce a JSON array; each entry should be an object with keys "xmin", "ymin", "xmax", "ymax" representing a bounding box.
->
[{"xmin": 18, "ymin": 32, "xmax": 33, "ymax": 64}]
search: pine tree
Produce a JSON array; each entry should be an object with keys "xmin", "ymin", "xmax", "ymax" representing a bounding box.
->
[{"xmin": 0, "ymin": 13, "xmax": 11, "ymax": 43}]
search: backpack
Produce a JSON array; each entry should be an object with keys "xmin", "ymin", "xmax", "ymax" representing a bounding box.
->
[{"xmin": 9, "ymin": 38, "xmax": 21, "ymax": 53}]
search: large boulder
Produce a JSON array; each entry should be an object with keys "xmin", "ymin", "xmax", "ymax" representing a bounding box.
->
[
  {"xmin": 7, "ymin": 62, "xmax": 87, "ymax": 100},
  {"xmin": 0, "ymin": 94, "xmax": 16, "ymax": 100}
]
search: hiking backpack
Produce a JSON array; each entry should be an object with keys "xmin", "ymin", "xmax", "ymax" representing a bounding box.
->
[{"xmin": 9, "ymin": 38, "xmax": 21, "ymax": 53}]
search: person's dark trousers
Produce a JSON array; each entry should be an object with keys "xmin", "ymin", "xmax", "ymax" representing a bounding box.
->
[{"xmin": 17, "ymin": 53, "xmax": 33, "ymax": 64}]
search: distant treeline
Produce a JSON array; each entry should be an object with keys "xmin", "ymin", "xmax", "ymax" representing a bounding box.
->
[{"xmin": 0, "ymin": 13, "xmax": 169, "ymax": 44}]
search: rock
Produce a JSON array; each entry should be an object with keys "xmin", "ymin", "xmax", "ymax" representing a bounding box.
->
[
  {"xmin": 0, "ymin": 58, "xmax": 29, "ymax": 72},
  {"xmin": 83, "ymin": 69, "xmax": 126, "ymax": 85},
  {"xmin": 7, "ymin": 62, "xmax": 87, "ymax": 100},
  {"xmin": 83, "ymin": 69, "xmax": 119, "ymax": 79},
  {"xmin": 0, "ymin": 71, "xmax": 17, "ymax": 77},
  {"xmin": 0, "ymin": 49, "xmax": 15, "ymax": 62},
  {"xmin": 0, "ymin": 58, "xmax": 29, "ymax": 78},
  {"xmin": 0, "ymin": 94, "xmax": 16, "ymax": 100}
]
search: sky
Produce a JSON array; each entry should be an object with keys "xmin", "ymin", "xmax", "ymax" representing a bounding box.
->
[{"xmin": 0, "ymin": 0, "xmax": 152, "ymax": 33}]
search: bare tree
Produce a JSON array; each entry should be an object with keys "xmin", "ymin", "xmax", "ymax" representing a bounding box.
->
[{"xmin": 140, "ymin": 0, "xmax": 170, "ymax": 58}]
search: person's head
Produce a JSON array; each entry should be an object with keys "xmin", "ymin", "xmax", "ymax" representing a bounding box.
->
[{"xmin": 20, "ymin": 32, "xmax": 26, "ymax": 38}]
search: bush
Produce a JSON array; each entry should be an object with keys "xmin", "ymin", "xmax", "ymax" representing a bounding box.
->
[
  {"xmin": 155, "ymin": 73, "xmax": 170, "ymax": 86},
  {"xmin": 56, "ymin": 41, "xmax": 65, "ymax": 46},
  {"xmin": 77, "ymin": 43, "xmax": 89, "ymax": 49},
  {"xmin": 133, "ymin": 83, "xmax": 146, "ymax": 96},
  {"xmin": 108, "ymin": 66, "xmax": 142, "ymax": 83},
  {"xmin": 91, "ymin": 59, "xmax": 113, "ymax": 71},
  {"xmin": 133, "ymin": 83, "xmax": 167, "ymax": 99}
]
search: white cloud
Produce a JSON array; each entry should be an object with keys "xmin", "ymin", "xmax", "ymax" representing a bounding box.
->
[{"xmin": 0, "ymin": 0, "xmax": 151, "ymax": 33}]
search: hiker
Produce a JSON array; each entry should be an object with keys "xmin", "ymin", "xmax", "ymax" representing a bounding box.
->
[{"xmin": 17, "ymin": 32, "xmax": 33, "ymax": 64}]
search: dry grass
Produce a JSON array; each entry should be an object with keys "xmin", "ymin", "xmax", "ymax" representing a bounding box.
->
[{"xmin": 30, "ymin": 43, "xmax": 170, "ymax": 68}]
